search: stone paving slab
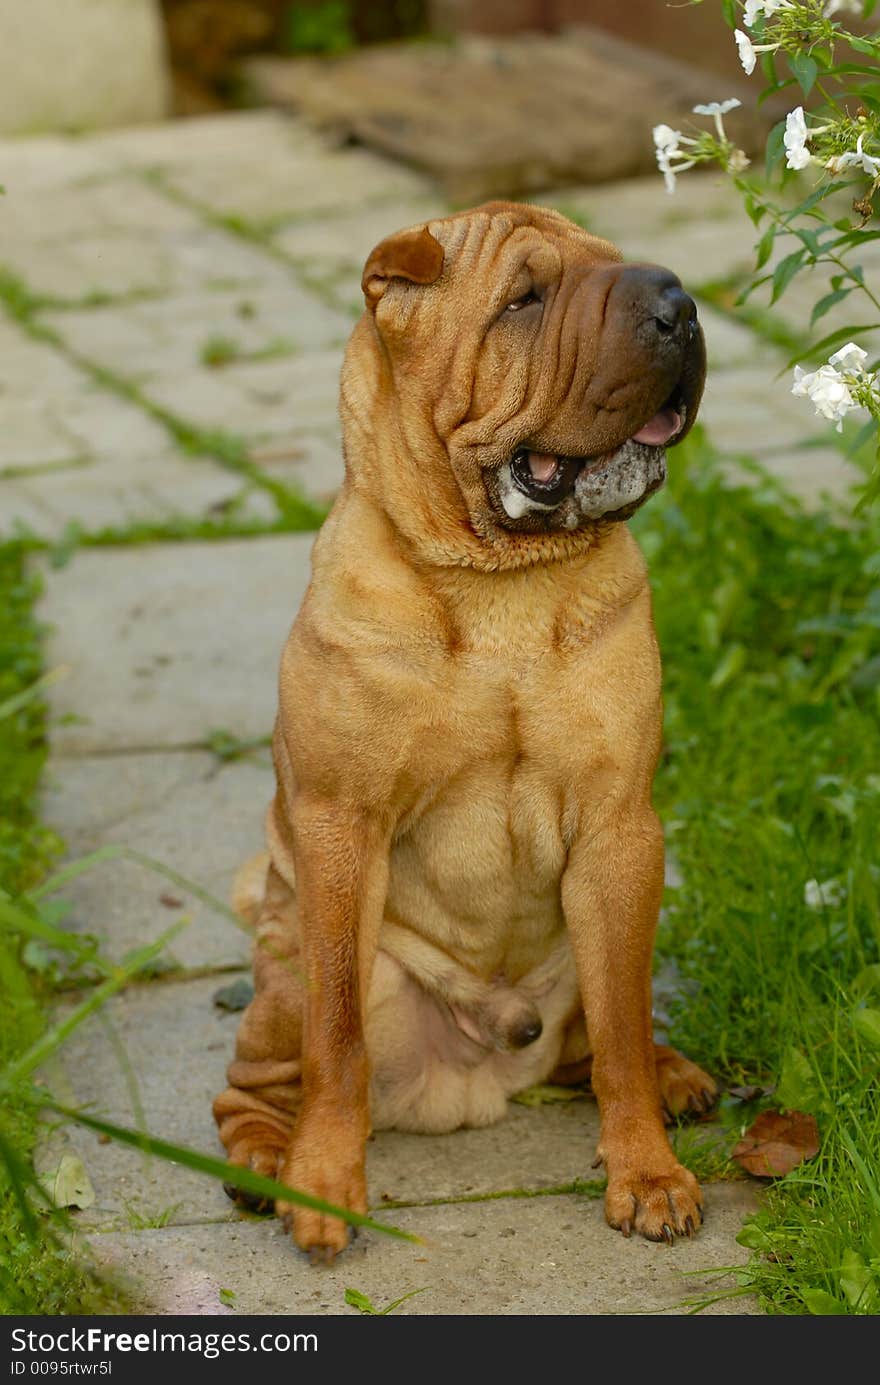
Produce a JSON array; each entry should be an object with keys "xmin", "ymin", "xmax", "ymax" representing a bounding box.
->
[
  {"xmin": 41, "ymin": 752, "xmax": 272, "ymax": 970},
  {"xmin": 87, "ymin": 1185, "xmax": 760, "ymax": 1316},
  {"xmin": 0, "ymin": 360, "xmax": 170, "ymax": 475},
  {"xmin": 3, "ymin": 222, "xmax": 294, "ymax": 307},
  {"xmin": 41, "ymin": 973, "xmax": 616, "ymax": 1230},
  {"xmin": 39, "ymin": 534, "xmax": 313, "ymax": 754},
  {"xmin": 145, "ymin": 350, "xmax": 343, "ymax": 445},
  {"xmin": 3, "ymin": 454, "xmax": 253, "ymax": 541},
  {"xmin": 1, "ymin": 174, "xmax": 199, "ymax": 247},
  {"xmin": 43, "ymin": 288, "xmax": 348, "ymax": 384}
]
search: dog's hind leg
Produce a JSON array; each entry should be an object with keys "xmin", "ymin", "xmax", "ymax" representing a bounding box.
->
[{"xmin": 213, "ymin": 861, "xmax": 305, "ymax": 1211}]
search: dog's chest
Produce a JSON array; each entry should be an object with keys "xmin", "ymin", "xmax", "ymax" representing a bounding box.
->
[{"xmin": 386, "ymin": 660, "xmax": 580, "ymax": 973}]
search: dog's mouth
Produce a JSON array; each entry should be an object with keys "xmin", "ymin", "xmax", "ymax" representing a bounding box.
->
[
  {"xmin": 505, "ymin": 399, "xmax": 684, "ymax": 514},
  {"xmin": 491, "ymin": 379, "xmax": 690, "ymax": 528}
]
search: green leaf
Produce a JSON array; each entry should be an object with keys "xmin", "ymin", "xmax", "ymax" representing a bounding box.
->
[
  {"xmin": 788, "ymin": 51, "xmax": 818, "ymax": 97},
  {"xmin": 218, "ymin": 1287, "xmax": 237, "ymax": 1307},
  {"xmin": 755, "ymin": 226, "xmax": 777, "ymax": 271},
  {"xmin": 776, "ymin": 1047, "xmax": 819, "ymax": 1112},
  {"xmin": 765, "ymin": 120, "xmax": 787, "ymax": 177},
  {"xmin": 345, "ymin": 1287, "xmax": 380, "ymax": 1314},
  {"xmin": 811, "ymin": 288, "xmax": 853, "ymax": 327},
  {"xmin": 40, "ymin": 1153, "xmax": 96, "ymax": 1211},
  {"xmin": 511, "ymin": 1083, "xmax": 586, "ymax": 1107},
  {"xmin": 771, "ymin": 250, "xmax": 806, "ymax": 305},
  {"xmin": 848, "ymin": 35, "xmax": 880, "ymax": 57},
  {"xmin": 736, "ymin": 1221, "xmax": 772, "ymax": 1250},
  {"xmin": 344, "ymin": 1285, "xmax": 427, "ymax": 1315},
  {"xmin": 786, "ymin": 323, "xmax": 874, "ymax": 371},
  {"xmin": 709, "ymin": 643, "xmax": 747, "ymax": 691},
  {"xmin": 852, "ymin": 963, "xmax": 880, "ymax": 999},
  {"xmin": 839, "ymin": 1249, "xmax": 877, "ymax": 1312},
  {"xmin": 802, "ymin": 1288, "xmax": 845, "ymax": 1314},
  {"xmin": 784, "ymin": 181, "xmax": 849, "ymax": 223},
  {"xmin": 852, "ymin": 1007, "xmax": 880, "ymax": 1048}
]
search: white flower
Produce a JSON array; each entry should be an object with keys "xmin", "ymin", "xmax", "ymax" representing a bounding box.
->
[
  {"xmin": 825, "ymin": 133, "xmax": 880, "ymax": 178},
  {"xmin": 694, "ymin": 97, "xmax": 742, "ymax": 140},
  {"xmin": 853, "ymin": 133, "xmax": 879, "ymax": 178},
  {"xmin": 829, "ymin": 341, "xmax": 869, "ymax": 373},
  {"xmin": 735, "ymin": 29, "xmax": 758, "ymax": 74},
  {"xmin": 653, "ymin": 124, "xmax": 683, "ymax": 155},
  {"xmin": 824, "ymin": 0, "xmax": 863, "ymax": 16},
  {"xmin": 792, "ymin": 363, "xmax": 858, "ymax": 430},
  {"xmin": 727, "ymin": 147, "xmax": 751, "ymax": 173},
  {"xmin": 804, "ymin": 877, "xmax": 846, "ymax": 910},
  {"xmin": 653, "ymin": 124, "xmax": 698, "ymax": 194},
  {"xmin": 692, "ymin": 99, "xmax": 742, "ymax": 117},
  {"xmin": 784, "ymin": 106, "xmax": 813, "ymax": 171},
  {"xmin": 744, "ymin": 0, "xmax": 795, "ymax": 25},
  {"xmin": 735, "ymin": 27, "xmax": 781, "ymax": 74}
]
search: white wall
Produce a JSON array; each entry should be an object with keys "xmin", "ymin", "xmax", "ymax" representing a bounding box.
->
[{"xmin": 0, "ymin": 0, "xmax": 170, "ymax": 134}]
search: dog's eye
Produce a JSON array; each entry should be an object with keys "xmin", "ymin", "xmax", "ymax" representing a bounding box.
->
[{"xmin": 505, "ymin": 291, "xmax": 541, "ymax": 313}]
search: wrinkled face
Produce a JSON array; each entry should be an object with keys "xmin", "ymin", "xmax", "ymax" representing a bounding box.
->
[{"xmin": 360, "ymin": 201, "xmax": 706, "ymax": 549}]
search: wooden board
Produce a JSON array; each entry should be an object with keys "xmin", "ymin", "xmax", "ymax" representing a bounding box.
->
[{"xmin": 242, "ymin": 27, "xmax": 774, "ymax": 202}]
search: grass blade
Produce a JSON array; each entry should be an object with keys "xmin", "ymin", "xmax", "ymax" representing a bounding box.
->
[
  {"xmin": 29, "ymin": 845, "xmax": 246, "ymax": 931},
  {"xmin": 1, "ymin": 923, "xmax": 186, "ymax": 1085},
  {"xmin": 0, "ymin": 666, "xmax": 67, "ymax": 721},
  {"xmin": 0, "ymin": 890, "xmax": 110, "ymax": 971},
  {"xmin": 38, "ymin": 1096, "xmax": 420, "ymax": 1243}
]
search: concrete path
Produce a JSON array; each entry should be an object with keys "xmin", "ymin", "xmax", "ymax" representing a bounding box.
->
[{"xmin": 2, "ymin": 107, "xmax": 851, "ymax": 1315}]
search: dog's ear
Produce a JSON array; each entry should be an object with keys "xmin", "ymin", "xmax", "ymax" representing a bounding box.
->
[{"xmin": 362, "ymin": 225, "xmax": 444, "ymax": 306}]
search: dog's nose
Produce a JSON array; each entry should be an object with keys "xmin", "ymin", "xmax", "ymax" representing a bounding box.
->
[
  {"xmin": 616, "ymin": 265, "xmax": 699, "ymax": 344},
  {"xmin": 652, "ymin": 282, "xmax": 696, "ymax": 336}
]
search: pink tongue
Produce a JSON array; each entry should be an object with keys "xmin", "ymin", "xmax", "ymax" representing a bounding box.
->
[
  {"xmin": 632, "ymin": 408, "xmax": 682, "ymax": 447},
  {"xmin": 528, "ymin": 451, "xmax": 559, "ymax": 483}
]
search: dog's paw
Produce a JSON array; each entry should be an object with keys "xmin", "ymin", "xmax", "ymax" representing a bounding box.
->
[
  {"xmin": 223, "ymin": 1143, "xmax": 284, "ymax": 1215},
  {"xmin": 655, "ymin": 1044, "xmax": 718, "ymax": 1120},
  {"xmin": 604, "ymin": 1160, "xmax": 703, "ymax": 1243},
  {"xmin": 277, "ymin": 1149, "xmax": 367, "ymax": 1265}
]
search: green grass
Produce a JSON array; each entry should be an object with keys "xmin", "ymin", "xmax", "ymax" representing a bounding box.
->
[
  {"xmin": 632, "ymin": 430, "xmax": 880, "ymax": 1314},
  {"xmin": 0, "ymin": 541, "xmax": 122, "ymax": 1313}
]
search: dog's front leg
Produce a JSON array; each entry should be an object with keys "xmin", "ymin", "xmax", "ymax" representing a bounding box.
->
[
  {"xmin": 562, "ymin": 806, "xmax": 703, "ymax": 1242},
  {"xmin": 275, "ymin": 794, "xmax": 388, "ymax": 1263}
]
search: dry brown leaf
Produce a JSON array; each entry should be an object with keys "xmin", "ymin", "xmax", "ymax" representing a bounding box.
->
[
  {"xmin": 728, "ymin": 1084, "xmax": 766, "ymax": 1103},
  {"xmin": 732, "ymin": 1109, "xmax": 820, "ymax": 1179}
]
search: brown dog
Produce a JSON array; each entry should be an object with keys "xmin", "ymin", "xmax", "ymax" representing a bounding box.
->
[{"xmin": 214, "ymin": 200, "xmax": 716, "ymax": 1261}]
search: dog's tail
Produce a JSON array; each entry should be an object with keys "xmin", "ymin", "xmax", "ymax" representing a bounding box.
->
[{"xmin": 231, "ymin": 850, "xmax": 271, "ymax": 928}]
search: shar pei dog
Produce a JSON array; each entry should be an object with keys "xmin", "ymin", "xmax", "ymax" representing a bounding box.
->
[{"xmin": 213, "ymin": 200, "xmax": 716, "ymax": 1262}]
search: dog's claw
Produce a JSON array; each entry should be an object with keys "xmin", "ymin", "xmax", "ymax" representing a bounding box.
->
[
  {"xmin": 223, "ymin": 1181, "xmax": 272, "ymax": 1215},
  {"xmin": 308, "ymin": 1245, "xmax": 336, "ymax": 1268},
  {"xmin": 684, "ymin": 1215, "xmax": 695, "ymax": 1238},
  {"xmin": 619, "ymin": 1218, "xmax": 632, "ymax": 1238},
  {"xmin": 661, "ymin": 1223, "xmax": 674, "ymax": 1245}
]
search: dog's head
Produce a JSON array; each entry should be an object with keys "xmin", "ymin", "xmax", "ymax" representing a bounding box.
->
[{"xmin": 345, "ymin": 200, "xmax": 705, "ymax": 568}]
